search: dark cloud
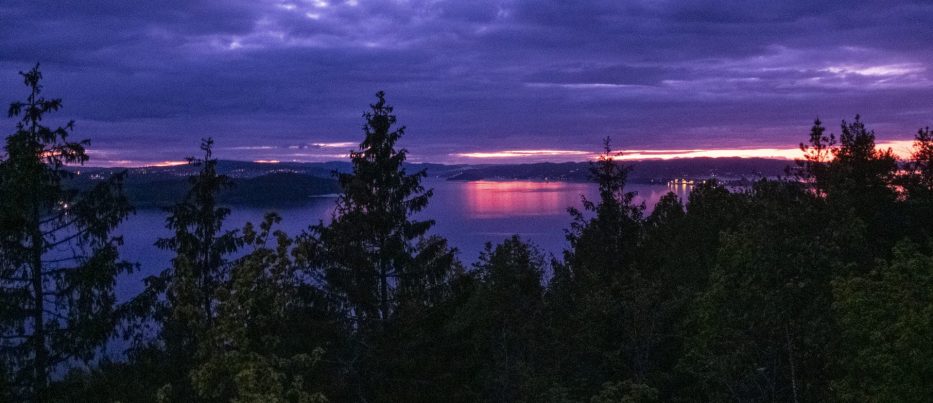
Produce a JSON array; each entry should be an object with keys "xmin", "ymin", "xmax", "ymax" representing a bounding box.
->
[{"xmin": 0, "ymin": 0, "xmax": 931, "ymax": 164}]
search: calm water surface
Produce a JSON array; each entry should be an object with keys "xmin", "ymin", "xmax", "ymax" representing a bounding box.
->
[{"xmin": 115, "ymin": 180, "xmax": 690, "ymax": 299}]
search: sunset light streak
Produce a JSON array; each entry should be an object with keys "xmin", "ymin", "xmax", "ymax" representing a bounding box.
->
[
  {"xmin": 89, "ymin": 160, "xmax": 188, "ymax": 168},
  {"xmin": 148, "ymin": 160, "xmax": 189, "ymax": 167},
  {"xmin": 453, "ymin": 141, "xmax": 917, "ymax": 162},
  {"xmin": 311, "ymin": 142, "xmax": 356, "ymax": 148},
  {"xmin": 454, "ymin": 149, "xmax": 591, "ymax": 159}
]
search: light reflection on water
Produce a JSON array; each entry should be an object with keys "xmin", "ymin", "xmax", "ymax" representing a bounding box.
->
[
  {"xmin": 114, "ymin": 180, "xmax": 692, "ymax": 300},
  {"xmin": 461, "ymin": 181, "xmax": 591, "ymax": 218},
  {"xmin": 458, "ymin": 180, "xmax": 690, "ymax": 218}
]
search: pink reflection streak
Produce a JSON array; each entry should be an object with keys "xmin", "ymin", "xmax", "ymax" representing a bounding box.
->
[
  {"xmin": 460, "ymin": 181, "xmax": 693, "ymax": 219},
  {"xmin": 462, "ymin": 181, "xmax": 590, "ymax": 218}
]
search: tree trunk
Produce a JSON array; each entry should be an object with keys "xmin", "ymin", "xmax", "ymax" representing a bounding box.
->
[
  {"xmin": 784, "ymin": 322, "xmax": 799, "ymax": 403},
  {"xmin": 378, "ymin": 231, "xmax": 390, "ymax": 325},
  {"xmin": 30, "ymin": 188, "xmax": 47, "ymax": 401},
  {"xmin": 380, "ymin": 259, "xmax": 389, "ymax": 324}
]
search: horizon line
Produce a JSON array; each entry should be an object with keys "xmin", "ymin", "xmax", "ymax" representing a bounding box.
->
[{"xmin": 80, "ymin": 140, "xmax": 918, "ymax": 168}]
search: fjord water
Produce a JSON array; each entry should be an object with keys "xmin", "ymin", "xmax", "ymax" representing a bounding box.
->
[{"xmin": 115, "ymin": 180, "xmax": 690, "ymax": 299}]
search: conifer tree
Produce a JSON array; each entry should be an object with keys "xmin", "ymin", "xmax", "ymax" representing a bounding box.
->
[
  {"xmin": 796, "ymin": 118, "xmax": 835, "ymax": 194},
  {"xmin": 554, "ymin": 138, "xmax": 646, "ymax": 398},
  {"xmin": 798, "ymin": 116, "xmax": 900, "ymax": 265},
  {"xmin": 902, "ymin": 127, "xmax": 933, "ymax": 237},
  {"xmin": 908, "ymin": 127, "xmax": 933, "ymax": 193},
  {"xmin": 0, "ymin": 64, "xmax": 132, "ymax": 401},
  {"xmin": 566, "ymin": 138, "xmax": 644, "ymax": 278},
  {"xmin": 298, "ymin": 91, "xmax": 456, "ymax": 401},
  {"xmin": 129, "ymin": 138, "xmax": 240, "ymax": 401}
]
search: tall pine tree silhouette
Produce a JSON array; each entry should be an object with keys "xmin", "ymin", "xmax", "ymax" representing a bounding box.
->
[
  {"xmin": 299, "ymin": 91, "xmax": 455, "ymax": 401},
  {"xmin": 0, "ymin": 64, "xmax": 132, "ymax": 402},
  {"xmin": 129, "ymin": 138, "xmax": 241, "ymax": 401}
]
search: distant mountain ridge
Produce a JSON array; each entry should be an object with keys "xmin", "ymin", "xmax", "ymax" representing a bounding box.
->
[
  {"xmin": 444, "ymin": 158, "xmax": 793, "ymax": 183},
  {"xmin": 70, "ymin": 157, "xmax": 794, "ymax": 207},
  {"xmin": 79, "ymin": 157, "xmax": 792, "ymax": 182},
  {"xmin": 69, "ymin": 172, "xmax": 341, "ymax": 208}
]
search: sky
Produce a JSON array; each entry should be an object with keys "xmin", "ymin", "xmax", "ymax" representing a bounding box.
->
[{"xmin": 1, "ymin": 0, "xmax": 931, "ymax": 166}]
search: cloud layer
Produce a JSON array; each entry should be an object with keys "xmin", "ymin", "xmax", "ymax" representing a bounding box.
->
[{"xmin": 1, "ymin": 0, "xmax": 931, "ymax": 164}]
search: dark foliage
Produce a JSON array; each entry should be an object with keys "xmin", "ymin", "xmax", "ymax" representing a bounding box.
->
[
  {"xmin": 2, "ymin": 67, "xmax": 930, "ymax": 402},
  {"xmin": 0, "ymin": 65, "xmax": 132, "ymax": 402}
]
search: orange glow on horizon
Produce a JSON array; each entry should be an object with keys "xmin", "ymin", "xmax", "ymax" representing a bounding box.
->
[
  {"xmin": 82, "ymin": 140, "xmax": 918, "ymax": 167},
  {"xmin": 456, "ymin": 149, "xmax": 591, "ymax": 159},
  {"xmin": 147, "ymin": 160, "xmax": 188, "ymax": 167},
  {"xmin": 616, "ymin": 148, "xmax": 804, "ymax": 160},
  {"xmin": 454, "ymin": 141, "xmax": 916, "ymax": 162},
  {"xmin": 311, "ymin": 141, "xmax": 356, "ymax": 148}
]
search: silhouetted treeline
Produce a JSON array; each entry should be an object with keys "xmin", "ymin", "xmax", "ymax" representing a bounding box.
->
[{"xmin": 2, "ymin": 67, "xmax": 932, "ymax": 402}]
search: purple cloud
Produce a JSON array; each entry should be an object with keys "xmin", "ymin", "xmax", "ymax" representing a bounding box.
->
[{"xmin": 1, "ymin": 0, "xmax": 931, "ymax": 165}]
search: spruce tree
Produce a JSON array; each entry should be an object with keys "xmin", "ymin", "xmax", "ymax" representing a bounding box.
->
[
  {"xmin": 555, "ymin": 138, "xmax": 645, "ymax": 398},
  {"xmin": 129, "ymin": 138, "xmax": 240, "ymax": 401},
  {"xmin": 566, "ymin": 138, "xmax": 644, "ymax": 277},
  {"xmin": 0, "ymin": 64, "xmax": 133, "ymax": 401},
  {"xmin": 298, "ymin": 91, "xmax": 456, "ymax": 401}
]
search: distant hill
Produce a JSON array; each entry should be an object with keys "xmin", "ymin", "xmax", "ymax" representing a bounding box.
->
[
  {"xmin": 69, "ymin": 172, "xmax": 340, "ymax": 208},
  {"xmin": 69, "ymin": 157, "xmax": 795, "ymax": 207},
  {"xmin": 447, "ymin": 158, "xmax": 794, "ymax": 183},
  {"xmin": 77, "ymin": 160, "xmax": 468, "ymax": 180},
  {"xmin": 220, "ymin": 172, "xmax": 340, "ymax": 205}
]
